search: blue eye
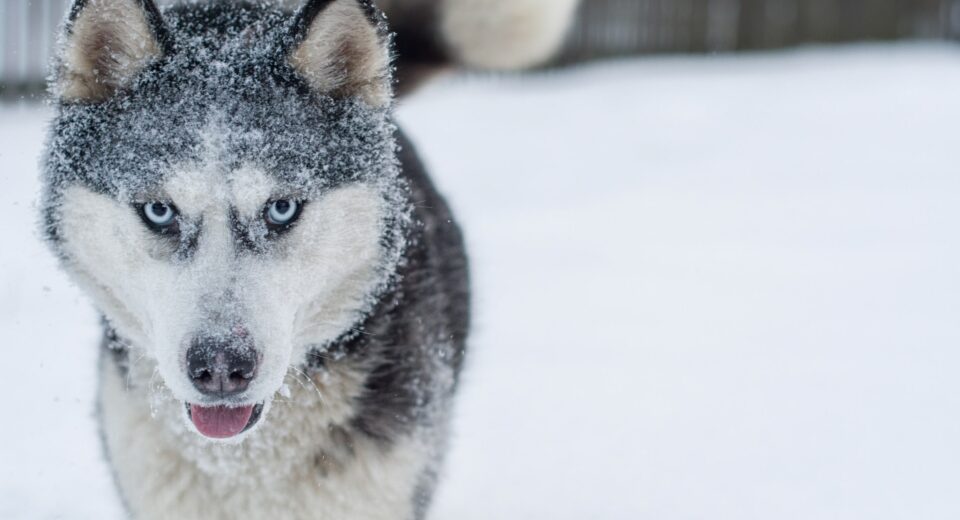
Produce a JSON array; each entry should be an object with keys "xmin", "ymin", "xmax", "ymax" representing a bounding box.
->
[
  {"xmin": 142, "ymin": 202, "xmax": 177, "ymax": 228},
  {"xmin": 266, "ymin": 200, "xmax": 300, "ymax": 227}
]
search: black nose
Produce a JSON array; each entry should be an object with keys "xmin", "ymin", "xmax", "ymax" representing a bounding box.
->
[{"xmin": 186, "ymin": 337, "xmax": 258, "ymax": 397}]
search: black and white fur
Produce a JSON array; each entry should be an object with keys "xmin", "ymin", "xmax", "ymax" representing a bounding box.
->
[{"xmin": 41, "ymin": 0, "xmax": 573, "ymax": 518}]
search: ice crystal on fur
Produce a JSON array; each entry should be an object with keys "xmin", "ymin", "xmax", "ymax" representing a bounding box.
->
[
  {"xmin": 44, "ymin": 2, "xmax": 410, "ymax": 343},
  {"xmin": 46, "ymin": 3, "xmax": 403, "ymax": 240},
  {"xmin": 41, "ymin": 1, "xmax": 470, "ymax": 518}
]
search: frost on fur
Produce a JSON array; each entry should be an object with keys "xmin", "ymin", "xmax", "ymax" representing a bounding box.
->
[
  {"xmin": 45, "ymin": 0, "xmax": 413, "ymax": 423},
  {"xmin": 41, "ymin": 1, "xmax": 469, "ymax": 518},
  {"xmin": 45, "ymin": 0, "xmax": 411, "ymax": 403},
  {"xmin": 57, "ymin": 0, "xmax": 169, "ymax": 101},
  {"xmin": 289, "ymin": 0, "xmax": 393, "ymax": 106}
]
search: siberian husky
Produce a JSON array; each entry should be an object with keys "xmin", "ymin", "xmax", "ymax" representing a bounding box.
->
[{"xmin": 41, "ymin": 0, "xmax": 576, "ymax": 518}]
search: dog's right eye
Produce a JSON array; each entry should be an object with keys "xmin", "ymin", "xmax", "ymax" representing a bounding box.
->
[{"xmin": 139, "ymin": 202, "xmax": 179, "ymax": 232}]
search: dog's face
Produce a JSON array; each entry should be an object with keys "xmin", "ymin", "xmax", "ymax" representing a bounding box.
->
[{"xmin": 44, "ymin": 0, "xmax": 406, "ymax": 440}]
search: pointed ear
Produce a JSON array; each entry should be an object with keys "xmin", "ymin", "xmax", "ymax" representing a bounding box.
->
[
  {"xmin": 57, "ymin": 0, "xmax": 171, "ymax": 102},
  {"xmin": 287, "ymin": 0, "xmax": 393, "ymax": 107}
]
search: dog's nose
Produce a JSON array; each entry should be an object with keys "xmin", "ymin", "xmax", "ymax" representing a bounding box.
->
[{"xmin": 186, "ymin": 337, "xmax": 258, "ymax": 397}]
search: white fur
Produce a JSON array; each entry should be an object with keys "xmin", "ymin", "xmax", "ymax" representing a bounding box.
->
[
  {"xmin": 58, "ymin": 170, "xmax": 386, "ymax": 430},
  {"xmin": 100, "ymin": 354, "xmax": 430, "ymax": 519},
  {"xmin": 439, "ymin": 0, "xmax": 580, "ymax": 69}
]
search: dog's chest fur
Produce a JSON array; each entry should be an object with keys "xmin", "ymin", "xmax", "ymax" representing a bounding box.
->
[{"xmin": 99, "ymin": 350, "xmax": 438, "ymax": 520}]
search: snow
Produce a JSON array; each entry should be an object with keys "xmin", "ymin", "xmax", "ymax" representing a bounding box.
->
[{"xmin": 3, "ymin": 44, "xmax": 960, "ymax": 518}]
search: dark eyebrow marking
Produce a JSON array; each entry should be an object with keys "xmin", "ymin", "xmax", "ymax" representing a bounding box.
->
[
  {"xmin": 230, "ymin": 207, "xmax": 266, "ymax": 255},
  {"xmin": 174, "ymin": 217, "xmax": 203, "ymax": 262}
]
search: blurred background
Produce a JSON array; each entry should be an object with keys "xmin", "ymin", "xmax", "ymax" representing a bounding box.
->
[
  {"xmin": 2, "ymin": 0, "xmax": 960, "ymax": 94},
  {"xmin": 2, "ymin": 1, "xmax": 960, "ymax": 519}
]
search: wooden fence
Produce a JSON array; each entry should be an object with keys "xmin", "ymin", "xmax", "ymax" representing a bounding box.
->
[
  {"xmin": 563, "ymin": 0, "xmax": 960, "ymax": 61},
  {"xmin": 2, "ymin": 0, "xmax": 959, "ymax": 94}
]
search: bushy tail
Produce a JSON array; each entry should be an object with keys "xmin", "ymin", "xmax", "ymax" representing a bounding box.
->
[{"xmin": 381, "ymin": 0, "xmax": 580, "ymax": 91}]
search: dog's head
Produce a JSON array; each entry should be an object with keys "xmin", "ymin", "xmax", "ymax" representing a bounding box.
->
[{"xmin": 43, "ymin": 0, "xmax": 407, "ymax": 440}]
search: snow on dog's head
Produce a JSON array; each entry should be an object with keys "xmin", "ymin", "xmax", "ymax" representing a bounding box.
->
[{"xmin": 42, "ymin": 0, "xmax": 408, "ymax": 440}]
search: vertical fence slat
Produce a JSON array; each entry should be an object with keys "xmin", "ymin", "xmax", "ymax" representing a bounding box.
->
[
  {"xmin": 0, "ymin": 1, "xmax": 7, "ymax": 83},
  {"xmin": 18, "ymin": 0, "xmax": 29, "ymax": 83},
  {"xmin": 40, "ymin": 0, "xmax": 53, "ymax": 83},
  {"xmin": 708, "ymin": 0, "xmax": 741, "ymax": 51},
  {"xmin": 953, "ymin": 0, "xmax": 960, "ymax": 37}
]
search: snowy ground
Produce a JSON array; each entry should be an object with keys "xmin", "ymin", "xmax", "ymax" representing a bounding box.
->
[{"xmin": 2, "ymin": 44, "xmax": 960, "ymax": 519}]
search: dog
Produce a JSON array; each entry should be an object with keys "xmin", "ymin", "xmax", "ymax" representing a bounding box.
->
[{"xmin": 41, "ymin": 0, "xmax": 575, "ymax": 518}]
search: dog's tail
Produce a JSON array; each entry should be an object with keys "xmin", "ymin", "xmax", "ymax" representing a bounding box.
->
[{"xmin": 382, "ymin": 0, "xmax": 581, "ymax": 92}]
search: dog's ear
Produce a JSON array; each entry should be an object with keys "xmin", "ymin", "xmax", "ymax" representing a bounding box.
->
[
  {"xmin": 287, "ymin": 0, "xmax": 392, "ymax": 107},
  {"xmin": 56, "ymin": 0, "xmax": 171, "ymax": 102}
]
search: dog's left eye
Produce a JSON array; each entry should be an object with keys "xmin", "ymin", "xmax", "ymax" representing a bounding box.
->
[
  {"xmin": 265, "ymin": 199, "xmax": 301, "ymax": 230},
  {"xmin": 139, "ymin": 202, "xmax": 179, "ymax": 231}
]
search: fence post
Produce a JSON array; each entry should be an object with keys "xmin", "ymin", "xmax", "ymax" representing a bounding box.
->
[
  {"xmin": 0, "ymin": 1, "xmax": 7, "ymax": 83},
  {"xmin": 707, "ymin": 0, "xmax": 741, "ymax": 51},
  {"xmin": 18, "ymin": 0, "xmax": 28, "ymax": 84},
  {"xmin": 953, "ymin": 0, "xmax": 960, "ymax": 37},
  {"xmin": 40, "ymin": 0, "xmax": 52, "ymax": 82}
]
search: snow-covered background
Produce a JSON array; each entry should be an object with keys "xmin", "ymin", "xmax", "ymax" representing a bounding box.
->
[{"xmin": 2, "ymin": 45, "xmax": 960, "ymax": 518}]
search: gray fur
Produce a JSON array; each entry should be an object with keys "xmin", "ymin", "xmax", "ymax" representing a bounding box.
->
[{"xmin": 43, "ymin": 1, "xmax": 469, "ymax": 518}]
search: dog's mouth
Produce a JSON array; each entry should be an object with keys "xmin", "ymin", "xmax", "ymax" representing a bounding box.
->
[{"xmin": 185, "ymin": 402, "xmax": 264, "ymax": 439}]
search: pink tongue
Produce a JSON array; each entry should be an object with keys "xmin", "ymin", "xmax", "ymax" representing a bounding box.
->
[{"xmin": 190, "ymin": 404, "xmax": 254, "ymax": 439}]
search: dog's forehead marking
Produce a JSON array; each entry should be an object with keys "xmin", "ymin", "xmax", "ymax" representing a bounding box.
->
[
  {"xmin": 165, "ymin": 168, "xmax": 226, "ymax": 215},
  {"xmin": 162, "ymin": 113, "xmax": 275, "ymax": 217},
  {"xmin": 165, "ymin": 166, "xmax": 276, "ymax": 218},
  {"xmin": 228, "ymin": 167, "xmax": 275, "ymax": 218}
]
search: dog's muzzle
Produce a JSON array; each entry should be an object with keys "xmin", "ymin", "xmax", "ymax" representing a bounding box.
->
[{"xmin": 184, "ymin": 334, "xmax": 264, "ymax": 439}]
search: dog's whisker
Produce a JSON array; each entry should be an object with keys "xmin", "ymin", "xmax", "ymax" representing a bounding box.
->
[
  {"xmin": 286, "ymin": 371, "xmax": 319, "ymax": 406},
  {"xmin": 274, "ymin": 374, "xmax": 298, "ymax": 405},
  {"xmin": 290, "ymin": 366, "xmax": 326, "ymax": 406},
  {"xmin": 121, "ymin": 350, "xmax": 147, "ymax": 387},
  {"xmin": 292, "ymin": 315, "xmax": 375, "ymax": 339},
  {"xmin": 308, "ymin": 350, "xmax": 334, "ymax": 363}
]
